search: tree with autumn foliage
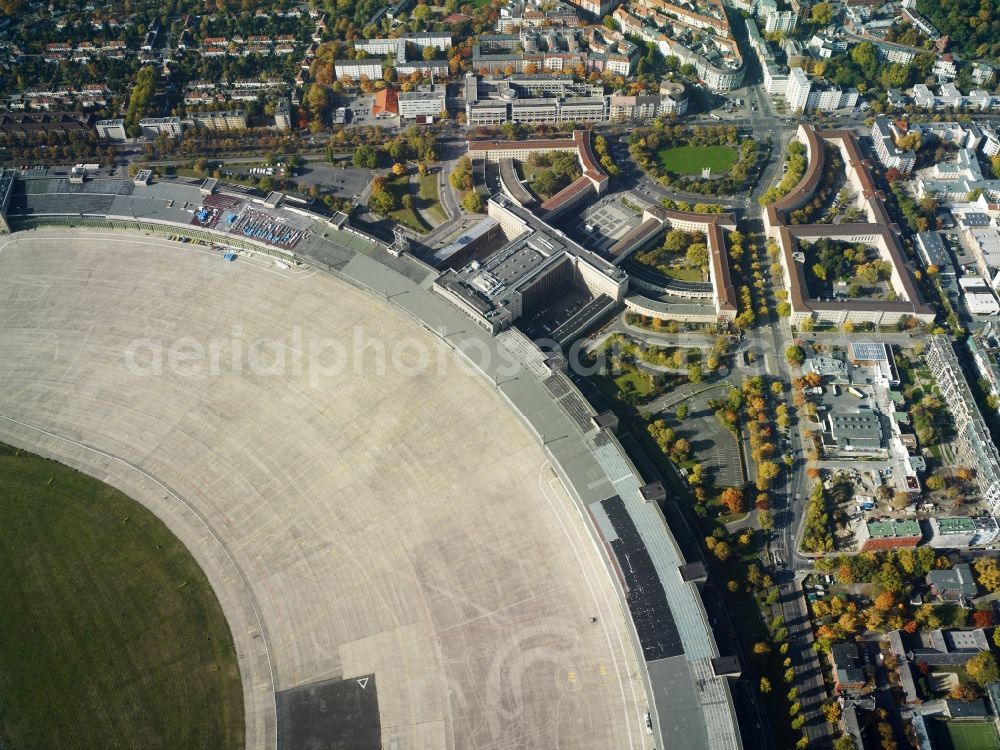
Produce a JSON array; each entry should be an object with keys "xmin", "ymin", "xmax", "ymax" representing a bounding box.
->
[
  {"xmin": 974, "ymin": 557, "xmax": 1000, "ymax": 593},
  {"xmin": 968, "ymin": 651, "xmax": 1000, "ymax": 686},
  {"xmin": 713, "ymin": 541, "xmax": 732, "ymax": 561},
  {"xmin": 950, "ymin": 683, "xmax": 981, "ymax": 701},
  {"xmin": 873, "ymin": 591, "xmax": 896, "ymax": 610},
  {"xmin": 972, "ymin": 609, "xmax": 994, "ymax": 628},
  {"xmin": 720, "ymin": 487, "xmax": 744, "ymax": 514}
]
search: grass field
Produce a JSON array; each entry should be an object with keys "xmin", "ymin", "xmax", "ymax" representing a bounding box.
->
[
  {"xmin": 656, "ymin": 145, "xmax": 738, "ymax": 175},
  {"xmin": 931, "ymin": 719, "xmax": 1000, "ymax": 750},
  {"xmin": 386, "ymin": 174, "xmax": 430, "ymax": 234},
  {"xmin": 595, "ymin": 367, "xmax": 658, "ymax": 402},
  {"xmin": 418, "ymin": 172, "xmax": 447, "ymax": 224},
  {"xmin": 0, "ymin": 443, "xmax": 244, "ymax": 750},
  {"xmin": 662, "ymin": 265, "xmax": 707, "ymax": 282}
]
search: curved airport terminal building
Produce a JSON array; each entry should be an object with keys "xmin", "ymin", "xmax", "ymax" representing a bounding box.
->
[{"xmin": 0, "ymin": 165, "xmax": 745, "ymax": 750}]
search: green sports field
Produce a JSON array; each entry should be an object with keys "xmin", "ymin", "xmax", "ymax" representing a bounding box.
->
[
  {"xmin": 0, "ymin": 443, "xmax": 244, "ymax": 750},
  {"xmin": 931, "ymin": 719, "xmax": 1000, "ymax": 750},
  {"xmin": 656, "ymin": 145, "xmax": 738, "ymax": 175}
]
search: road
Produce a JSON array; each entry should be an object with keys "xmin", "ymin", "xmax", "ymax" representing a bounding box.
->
[{"xmin": 723, "ymin": 42, "xmax": 839, "ymax": 744}]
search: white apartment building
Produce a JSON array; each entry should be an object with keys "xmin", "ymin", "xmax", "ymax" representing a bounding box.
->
[
  {"xmin": 334, "ymin": 59, "xmax": 383, "ymax": 81},
  {"xmin": 139, "ymin": 117, "xmax": 183, "ymax": 138},
  {"xmin": 982, "ymin": 125, "xmax": 1000, "ymax": 158},
  {"xmin": 764, "ymin": 9, "xmax": 797, "ymax": 33},
  {"xmin": 871, "ymin": 116, "xmax": 916, "ymax": 175},
  {"xmin": 785, "ymin": 67, "xmax": 858, "ymax": 112},
  {"xmin": 189, "ymin": 110, "xmax": 247, "ymax": 130},
  {"xmin": 609, "ymin": 93, "xmax": 664, "ymax": 120},
  {"xmin": 747, "ymin": 18, "xmax": 788, "ymax": 96},
  {"xmin": 274, "ymin": 97, "xmax": 292, "ymax": 131},
  {"xmin": 926, "ymin": 336, "xmax": 1000, "ymax": 512},
  {"xmin": 766, "ymin": 68, "xmax": 789, "ymax": 96},
  {"xmin": 973, "ymin": 63, "xmax": 996, "ymax": 86},
  {"xmin": 659, "ymin": 79, "xmax": 689, "ymax": 115},
  {"xmin": 934, "ymin": 55, "xmax": 958, "ymax": 80},
  {"xmin": 567, "ymin": 0, "xmax": 616, "ymax": 16},
  {"xmin": 969, "ymin": 89, "xmax": 1000, "ymax": 111},
  {"xmin": 396, "ymin": 59, "xmax": 449, "ymax": 76},
  {"xmin": 873, "ymin": 40, "xmax": 917, "ymax": 65},
  {"xmin": 785, "ymin": 66, "xmax": 810, "ymax": 111},
  {"xmin": 354, "ymin": 33, "xmax": 451, "ymax": 55},
  {"xmin": 913, "ymin": 83, "xmax": 937, "ymax": 109},
  {"xmin": 940, "ymin": 82, "xmax": 964, "ymax": 108},
  {"xmin": 95, "ymin": 118, "xmax": 126, "ymax": 140}
]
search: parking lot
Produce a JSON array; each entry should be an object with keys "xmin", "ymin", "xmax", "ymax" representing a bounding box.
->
[{"xmin": 294, "ymin": 163, "xmax": 372, "ymax": 199}]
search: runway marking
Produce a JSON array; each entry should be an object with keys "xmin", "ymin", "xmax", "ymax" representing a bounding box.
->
[{"xmin": 0, "ymin": 413, "xmax": 278, "ymax": 750}]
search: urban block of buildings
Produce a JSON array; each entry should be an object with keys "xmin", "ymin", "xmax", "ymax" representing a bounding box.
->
[
  {"xmin": 612, "ymin": 0, "xmax": 745, "ymax": 91},
  {"xmin": 926, "ymin": 336, "xmax": 1000, "ymax": 513},
  {"xmin": 764, "ymin": 125, "xmax": 935, "ymax": 326},
  {"xmin": 463, "ymin": 73, "xmax": 687, "ymax": 127},
  {"xmin": 471, "ymin": 25, "xmax": 640, "ymax": 78}
]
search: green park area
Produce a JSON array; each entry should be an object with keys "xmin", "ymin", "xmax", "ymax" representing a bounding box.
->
[
  {"xmin": 633, "ymin": 227, "xmax": 710, "ymax": 283},
  {"xmin": 0, "ymin": 443, "xmax": 244, "ymax": 750},
  {"xmin": 418, "ymin": 172, "xmax": 447, "ymax": 224},
  {"xmin": 385, "ymin": 174, "xmax": 430, "ymax": 233},
  {"xmin": 521, "ymin": 151, "xmax": 582, "ymax": 199},
  {"xmin": 600, "ymin": 367, "xmax": 658, "ymax": 402},
  {"xmin": 657, "ymin": 145, "xmax": 738, "ymax": 176},
  {"xmin": 930, "ymin": 719, "xmax": 1000, "ymax": 750}
]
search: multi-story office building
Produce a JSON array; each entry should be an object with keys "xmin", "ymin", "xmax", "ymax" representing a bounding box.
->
[
  {"xmin": 465, "ymin": 73, "xmax": 610, "ymax": 126},
  {"xmin": 398, "ymin": 88, "xmax": 446, "ymax": 119}
]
